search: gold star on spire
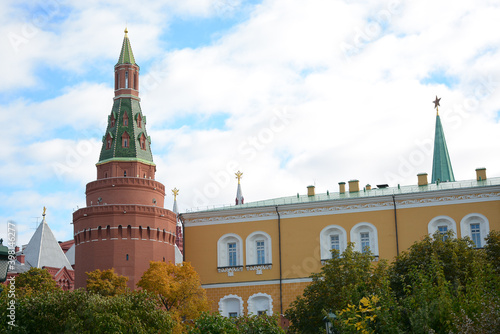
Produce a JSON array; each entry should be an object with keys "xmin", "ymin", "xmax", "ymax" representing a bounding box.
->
[
  {"xmin": 172, "ymin": 188, "xmax": 179, "ymax": 200},
  {"xmin": 235, "ymin": 171, "xmax": 243, "ymax": 184}
]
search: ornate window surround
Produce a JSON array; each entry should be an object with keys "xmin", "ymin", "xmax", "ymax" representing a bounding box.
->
[
  {"xmin": 217, "ymin": 233, "xmax": 244, "ymax": 271},
  {"xmin": 247, "ymin": 293, "xmax": 273, "ymax": 316},
  {"xmin": 350, "ymin": 222, "xmax": 379, "ymax": 258},
  {"xmin": 245, "ymin": 231, "xmax": 272, "ymax": 272},
  {"xmin": 219, "ymin": 294, "xmax": 244, "ymax": 317},
  {"xmin": 460, "ymin": 213, "xmax": 489, "ymax": 248},
  {"xmin": 320, "ymin": 225, "xmax": 347, "ymax": 263},
  {"xmin": 428, "ymin": 215, "xmax": 457, "ymax": 237}
]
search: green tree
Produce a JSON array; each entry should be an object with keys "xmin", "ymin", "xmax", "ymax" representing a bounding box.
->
[
  {"xmin": 0, "ymin": 289, "xmax": 174, "ymax": 333},
  {"xmin": 86, "ymin": 268, "xmax": 129, "ymax": 296},
  {"xmin": 189, "ymin": 312, "xmax": 285, "ymax": 334},
  {"xmin": 389, "ymin": 231, "xmax": 500, "ymax": 333},
  {"xmin": 484, "ymin": 230, "xmax": 500, "ymax": 274},
  {"xmin": 285, "ymin": 244, "xmax": 392, "ymax": 333},
  {"xmin": 15, "ymin": 267, "xmax": 59, "ymax": 296}
]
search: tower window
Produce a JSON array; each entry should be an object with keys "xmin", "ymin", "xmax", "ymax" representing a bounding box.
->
[
  {"xmin": 115, "ymin": 72, "xmax": 119, "ymax": 90},
  {"xmin": 125, "ymin": 71, "xmax": 129, "ymax": 88},
  {"xmin": 122, "ymin": 131, "xmax": 130, "ymax": 148},
  {"xmin": 106, "ymin": 139, "xmax": 112, "ymax": 149},
  {"xmin": 123, "ymin": 113, "xmax": 129, "ymax": 126},
  {"xmin": 137, "ymin": 114, "xmax": 142, "ymax": 128},
  {"xmin": 134, "ymin": 72, "xmax": 138, "ymax": 90},
  {"xmin": 124, "ymin": 170, "xmax": 127, "ymax": 177},
  {"xmin": 126, "ymin": 254, "xmax": 129, "ymax": 261}
]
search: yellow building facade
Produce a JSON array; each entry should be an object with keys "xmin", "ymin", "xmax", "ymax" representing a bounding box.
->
[{"xmin": 181, "ymin": 169, "xmax": 500, "ymax": 318}]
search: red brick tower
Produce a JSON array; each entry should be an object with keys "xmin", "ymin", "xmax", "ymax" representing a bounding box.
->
[{"xmin": 73, "ymin": 29, "xmax": 177, "ymax": 290}]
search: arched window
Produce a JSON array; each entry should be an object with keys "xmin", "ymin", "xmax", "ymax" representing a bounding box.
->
[
  {"xmin": 147, "ymin": 227, "xmax": 151, "ymax": 240},
  {"xmin": 350, "ymin": 222, "xmax": 379, "ymax": 257},
  {"xmin": 122, "ymin": 131, "xmax": 130, "ymax": 148},
  {"xmin": 134, "ymin": 72, "xmax": 138, "ymax": 90},
  {"xmin": 123, "ymin": 113, "xmax": 129, "ymax": 126},
  {"xmin": 320, "ymin": 225, "xmax": 348, "ymax": 261},
  {"xmin": 219, "ymin": 295, "xmax": 244, "ymax": 318},
  {"xmin": 163, "ymin": 229, "xmax": 166, "ymax": 242},
  {"xmin": 246, "ymin": 231, "xmax": 272, "ymax": 266},
  {"xmin": 157, "ymin": 228, "xmax": 160, "ymax": 241},
  {"xmin": 127, "ymin": 225, "xmax": 132, "ymax": 239},
  {"xmin": 118, "ymin": 225, "xmax": 123, "ymax": 238},
  {"xmin": 115, "ymin": 72, "xmax": 119, "ymax": 90},
  {"xmin": 124, "ymin": 170, "xmax": 127, "ymax": 177},
  {"xmin": 139, "ymin": 226, "xmax": 143, "ymax": 239},
  {"xmin": 428, "ymin": 216, "xmax": 457, "ymax": 240},
  {"xmin": 137, "ymin": 114, "xmax": 142, "ymax": 128},
  {"xmin": 248, "ymin": 293, "xmax": 273, "ymax": 316},
  {"xmin": 106, "ymin": 225, "xmax": 111, "ymax": 239},
  {"xmin": 125, "ymin": 71, "xmax": 129, "ymax": 88},
  {"xmin": 88, "ymin": 228, "xmax": 92, "ymax": 241},
  {"xmin": 218, "ymin": 233, "xmax": 243, "ymax": 268},
  {"xmin": 98, "ymin": 226, "xmax": 102, "ymax": 240},
  {"xmin": 460, "ymin": 213, "xmax": 490, "ymax": 248},
  {"xmin": 139, "ymin": 133, "xmax": 146, "ymax": 150},
  {"xmin": 110, "ymin": 114, "xmax": 116, "ymax": 128}
]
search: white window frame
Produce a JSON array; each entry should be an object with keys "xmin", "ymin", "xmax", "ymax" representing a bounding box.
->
[
  {"xmin": 247, "ymin": 293, "xmax": 273, "ymax": 316},
  {"xmin": 428, "ymin": 216, "xmax": 457, "ymax": 238},
  {"xmin": 219, "ymin": 294, "xmax": 244, "ymax": 318},
  {"xmin": 217, "ymin": 234, "xmax": 243, "ymax": 268},
  {"xmin": 460, "ymin": 213, "xmax": 489, "ymax": 248},
  {"xmin": 246, "ymin": 231, "xmax": 272, "ymax": 266},
  {"xmin": 350, "ymin": 222, "xmax": 379, "ymax": 257},
  {"xmin": 320, "ymin": 225, "xmax": 347, "ymax": 260}
]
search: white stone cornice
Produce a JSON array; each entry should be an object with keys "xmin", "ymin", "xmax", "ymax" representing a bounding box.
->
[{"xmin": 183, "ymin": 189, "xmax": 500, "ymax": 227}]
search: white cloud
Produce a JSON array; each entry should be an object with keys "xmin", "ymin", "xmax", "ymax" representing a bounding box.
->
[{"xmin": 2, "ymin": 0, "xmax": 500, "ymax": 241}]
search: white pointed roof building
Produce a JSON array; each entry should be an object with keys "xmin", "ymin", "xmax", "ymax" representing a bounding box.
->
[{"xmin": 22, "ymin": 212, "xmax": 72, "ymax": 270}]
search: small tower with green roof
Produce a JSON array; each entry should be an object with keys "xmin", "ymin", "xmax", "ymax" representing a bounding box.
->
[{"xmin": 431, "ymin": 96, "xmax": 455, "ymax": 183}]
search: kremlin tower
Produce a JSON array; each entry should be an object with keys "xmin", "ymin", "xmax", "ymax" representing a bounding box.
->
[{"xmin": 73, "ymin": 29, "xmax": 177, "ymax": 289}]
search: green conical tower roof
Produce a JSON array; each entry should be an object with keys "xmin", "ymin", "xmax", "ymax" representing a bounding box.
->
[
  {"xmin": 98, "ymin": 99, "xmax": 154, "ymax": 165},
  {"xmin": 116, "ymin": 28, "xmax": 136, "ymax": 65},
  {"xmin": 431, "ymin": 107, "xmax": 455, "ymax": 183}
]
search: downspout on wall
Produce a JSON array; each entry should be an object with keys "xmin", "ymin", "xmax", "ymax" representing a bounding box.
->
[
  {"xmin": 275, "ymin": 206, "xmax": 283, "ymax": 316},
  {"xmin": 392, "ymin": 195, "xmax": 399, "ymax": 256}
]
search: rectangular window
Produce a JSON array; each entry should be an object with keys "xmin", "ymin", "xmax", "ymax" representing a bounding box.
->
[
  {"xmin": 256, "ymin": 240, "xmax": 265, "ymax": 264},
  {"xmin": 228, "ymin": 242, "xmax": 237, "ymax": 266},
  {"xmin": 470, "ymin": 223, "xmax": 481, "ymax": 248},
  {"xmin": 228, "ymin": 312, "xmax": 238, "ymax": 318},
  {"xmin": 360, "ymin": 232, "xmax": 370, "ymax": 253},
  {"xmin": 438, "ymin": 225, "xmax": 448, "ymax": 241},
  {"xmin": 330, "ymin": 235, "xmax": 340, "ymax": 251},
  {"xmin": 125, "ymin": 71, "xmax": 129, "ymax": 88}
]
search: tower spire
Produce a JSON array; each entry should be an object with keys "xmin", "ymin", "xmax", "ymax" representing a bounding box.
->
[
  {"xmin": 97, "ymin": 30, "xmax": 154, "ymax": 175},
  {"xmin": 431, "ymin": 97, "xmax": 455, "ymax": 183},
  {"xmin": 235, "ymin": 171, "xmax": 244, "ymax": 205}
]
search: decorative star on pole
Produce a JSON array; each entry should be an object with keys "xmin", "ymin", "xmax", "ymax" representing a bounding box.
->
[{"xmin": 433, "ymin": 96, "xmax": 441, "ymax": 114}]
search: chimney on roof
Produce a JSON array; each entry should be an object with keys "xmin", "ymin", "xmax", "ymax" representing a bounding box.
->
[
  {"xmin": 339, "ymin": 182, "xmax": 346, "ymax": 194},
  {"xmin": 17, "ymin": 254, "xmax": 25, "ymax": 264},
  {"xmin": 366, "ymin": 184, "xmax": 371, "ymax": 190},
  {"xmin": 418, "ymin": 173, "xmax": 428, "ymax": 186},
  {"xmin": 476, "ymin": 168, "xmax": 487, "ymax": 181},
  {"xmin": 307, "ymin": 185, "xmax": 315, "ymax": 196},
  {"xmin": 349, "ymin": 180, "xmax": 359, "ymax": 193}
]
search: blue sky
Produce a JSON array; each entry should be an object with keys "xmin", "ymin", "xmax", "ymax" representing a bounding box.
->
[{"xmin": 1, "ymin": 0, "xmax": 500, "ymax": 246}]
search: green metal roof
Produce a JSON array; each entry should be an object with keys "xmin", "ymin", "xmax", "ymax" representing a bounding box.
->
[
  {"xmin": 98, "ymin": 98, "xmax": 154, "ymax": 164},
  {"xmin": 431, "ymin": 114, "xmax": 455, "ymax": 183},
  {"xmin": 116, "ymin": 30, "xmax": 136, "ymax": 65},
  {"xmin": 184, "ymin": 177, "xmax": 500, "ymax": 213}
]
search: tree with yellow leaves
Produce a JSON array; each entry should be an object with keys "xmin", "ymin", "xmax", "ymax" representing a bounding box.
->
[
  {"xmin": 86, "ymin": 268, "xmax": 129, "ymax": 296},
  {"xmin": 137, "ymin": 261, "xmax": 209, "ymax": 330}
]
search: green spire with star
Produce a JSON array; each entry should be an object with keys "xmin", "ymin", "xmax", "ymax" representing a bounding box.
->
[
  {"xmin": 431, "ymin": 96, "xmax": 455, "ymax": 183},
  {"xmin": 117, "ymin": 28, "xmax": 136, "ymax": 65}
]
